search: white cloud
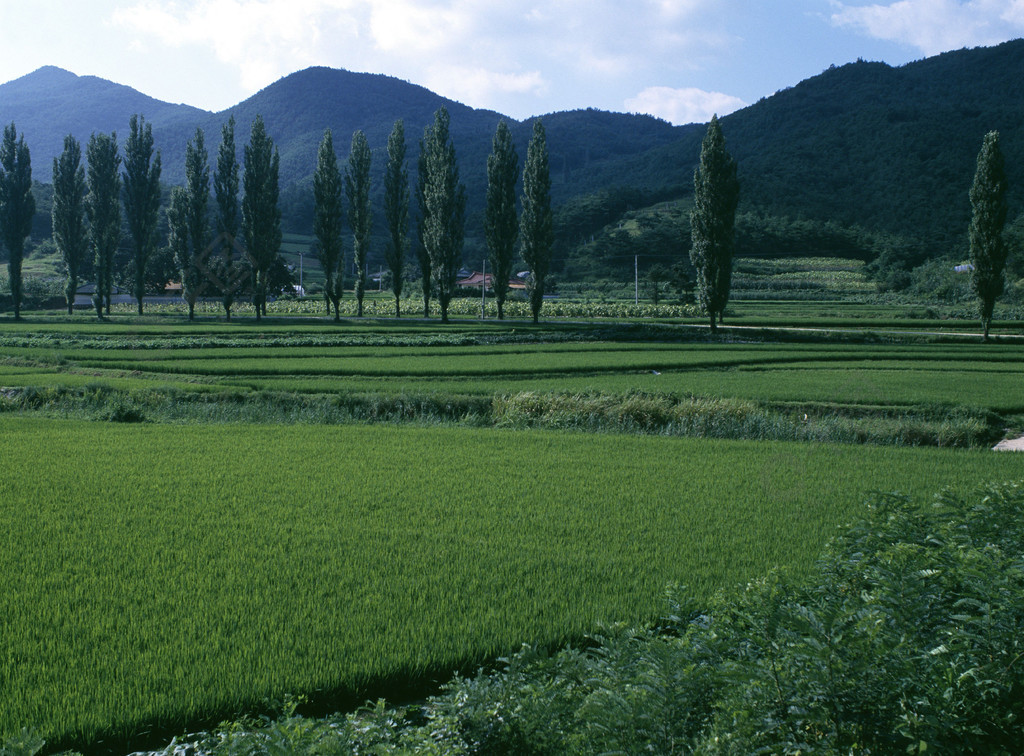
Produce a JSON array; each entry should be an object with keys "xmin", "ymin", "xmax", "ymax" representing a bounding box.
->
[
  {"xmin": 624, "ymin": 86, "xmax": 746, "ymax": 125},
  {"xmin": 108, "ymin": 0, "xmax": 741, "ymax": 117},
  {"xmin": 423, "ymin": 64, "xmax": 547, "ymax": 108},
  {"xmin": 830, "ymin": 0, "xmax": 1024, "ymax": 55},
  {"xmin": 368, "ymin": 0, "xmax": 471, "ymax": 54},
  {"xmin": 113, "ymin": 0, "xmax": 361, "ymax": 90}
]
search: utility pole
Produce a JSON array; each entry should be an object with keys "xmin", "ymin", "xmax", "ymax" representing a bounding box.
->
[
  {"xmin": 481, "ymin": 257, "xmax": 486, "ymax": 319},
  {"xmin": 635, "ymin": 254, "xmax": 638, "ymax": 305}
]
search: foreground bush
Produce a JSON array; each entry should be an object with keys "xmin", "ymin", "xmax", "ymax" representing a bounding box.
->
[
  {"xmin": 23, "ymin": 479, "xmax": 1012, "ymax": 755},
  {"xmin": 419, "ymin": 481, "xmax": 1024, "ymax": 754}
]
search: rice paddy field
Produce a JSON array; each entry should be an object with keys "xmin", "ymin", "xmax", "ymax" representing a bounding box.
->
[
  {"xmin": 2, "ymin": 419, "xmax": 1022, "ymax": 749},
  {"xmin": 1, "ymin": 306, "xmax": 1023, "ymax": 751}
]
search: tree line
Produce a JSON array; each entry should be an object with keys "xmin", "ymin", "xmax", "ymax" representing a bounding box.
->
[
  {"xmin": 3, "ymin": 110, "xmax": 1012, "ymax": 333},
  {"xmin": 0, "ymin": 108, "xmax": 556, "ymax": 324}
]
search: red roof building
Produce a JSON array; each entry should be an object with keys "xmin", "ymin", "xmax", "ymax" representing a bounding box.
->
[{"xmin": 456, "ymin": 271, "xmax": 527, "ymax": 290}]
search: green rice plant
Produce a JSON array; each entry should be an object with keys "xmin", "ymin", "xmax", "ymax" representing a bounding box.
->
[{"xmin": 2, "ymin": 418, "xmax": 1022, "ymax": 750}]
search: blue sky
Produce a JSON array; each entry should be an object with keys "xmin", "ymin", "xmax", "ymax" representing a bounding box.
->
[{"xmin": 1, "ymin": 1, "xmax": 1023, "ymax": 124}]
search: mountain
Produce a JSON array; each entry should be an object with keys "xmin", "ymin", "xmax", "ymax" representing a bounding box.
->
[
  {"xmin": 0, "ymin": 65, "xmax": 687, "ymax": 240},
  {"xmin": 0, "ymin": 65, "xmax": 208, "ymax": 174},
  {"xmin": 4, "ymin": 40, "xmax": 1024, "ymax": 272}
]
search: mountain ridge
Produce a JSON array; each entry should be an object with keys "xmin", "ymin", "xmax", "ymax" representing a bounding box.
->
[{"xmin": 3, "ymin": 41, "xmax": 1024, "ymax": 267}]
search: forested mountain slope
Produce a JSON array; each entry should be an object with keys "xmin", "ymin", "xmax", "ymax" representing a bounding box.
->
[{"xmin": 3, "ymin": 39, "xmax": 1024, "ymax": 266}]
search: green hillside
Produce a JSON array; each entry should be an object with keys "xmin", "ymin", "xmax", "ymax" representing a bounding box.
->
[{"xmin": 4, "ymin": 41, "xmax": 1024, "ymax": 283}]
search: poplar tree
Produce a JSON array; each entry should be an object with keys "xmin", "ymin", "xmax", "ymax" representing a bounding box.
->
[
  {"xmin": 175, "ymin": 128, "xmax": 209, "ymax": 320},
  {"xmin": 415, "ymin": 141, "xmax": 431, "ymax": 317},
  {"xmin": 166, "ymin": 186, "xmax": 188, "ymax": 316},
  {"xmin": 520, "ymin": 119, "xmax": 552, "ymax": 324},
  {"xmin": 214, "ymin": 116, "xmax": 240, "ymax": 320},
  {"xmin": 122, "ymin": 114, "xmax": 162, "ymax": 315},
  {"xmin": 485, "ymin": 119, "xmax": 519, "ymax": 320},
  {"xmin": 314, "ymin": 129, "xmax": 344, "ymax": 321},
  {"xmin": 420, "ymin": 107, "xmax": 466, "ymax": 324},
  {"xmin": 345, "ymin": 130, "xmax": 372, "ymax": 317},
  {"xmin": 383, "ymin": 119, "xmax": 409, "ymax": 318},
  {"xmin": 242, "ymin": 115, "xmax": 281, "ymax": 321},
  {"xmin": 0, "ymin": 123, "xmax": 35, "ymax": 320},
  {"xmin": 52, "ymin": 135, "xmax": 88, "ymax": 315},
  {"xmin": 85, "ymin": 132, "xmax": 121, "ymax": 318},
  {"xmin": 968, "ymin": 130, "xmax": 1009, "ymax": 340},
  {"xmin": 689, "ymin": 115, "xmax": 739, "ymax": 333}
]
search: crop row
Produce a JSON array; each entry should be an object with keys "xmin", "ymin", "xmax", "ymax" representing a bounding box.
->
[
  {"xmin": 4, "ymin": 333, "xmax": 1024, "ymax": 414},
  {"xmin": 2, "ymin": 417, "xmax": 1022, "ymax": 747},
  {"xmin": 109, "ymin": 296, "xmax": 704, "ymax": 320}
]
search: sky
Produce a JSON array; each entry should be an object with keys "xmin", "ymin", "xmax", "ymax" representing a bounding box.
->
[{"xmin": 1, "ymin": 0, "xmax": 1024, "ymax": 125}]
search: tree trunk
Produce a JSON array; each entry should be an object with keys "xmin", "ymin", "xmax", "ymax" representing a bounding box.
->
[
  {"xmin": 497, "ymin": 299, "xmax": 504, "ymax": 320},
  {"xmin": 709, "ymin": 313, "xmax": 717, "ymax": 333},
  {"xmin": 10, "ymin": 259, "xmax": 22, "ymax": 320},
  {"xmin": 395, "ymin": 297, "xmax": 401, "ymax": 318}
]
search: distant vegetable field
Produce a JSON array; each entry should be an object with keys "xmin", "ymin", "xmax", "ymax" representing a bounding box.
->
[{"xmin": 1, "ymin": 417, "xmax": 1022, "ymax": 748}]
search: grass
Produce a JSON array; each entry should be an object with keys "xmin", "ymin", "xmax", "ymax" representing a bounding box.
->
[
  {"xmin": 2, "ymin": 416, "xmax": 1022, "ymax": 750},
  {"xmin": 4, "ymin": 327, "xmax": 1024, "ymax": 418},
  {"xmin": 0, "ymin": 302, "xmax": 1022, "ymax": 751}
]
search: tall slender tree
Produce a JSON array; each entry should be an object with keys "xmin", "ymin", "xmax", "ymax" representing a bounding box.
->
[
  {"xmin": 52, "ymin": 135, "xmax": 88, "ymax": 315},
  {"xmin": 166, "ymin": 186, "xmax": 189, "ymax": 316},
  {"xmin": 415, "ymin": 140, "xmax": 431, "ymax": 317},
  {"xmin": 175, "ymin": 128, "xmax": 210, "ymax": 320},
  {"xmin": 214, "ymin": 116, "xmax": 241, "ymax": 320},
  {"xmin": 383, "ymin": 119, "xmax": 409, "ymax": 318},
  {"xmin": 122, "ymin": 114, "xmax": 162, "ymax": 315},
  {"xmin": 345, "ymin": 130, "xmax": 372, "ymax": 317},
  {"xmin": 520, "ymin": 119, "xmax": 553, "ymax": 324},
  {"xmin": 689, "ymin": 115, "xmax": 739, "ymax": 333},
  {"xmin": 968, "ymin": 130, "xmax": 1009, "ymax": 340},
  {"xmin": 0, "ymin": 124, "xmax": 35, "ymax": 320},
  {"xmin": 242, "ymin": 115, "xmax": 281, "ymax": 321},
  {"xmin": 485, "ymin": 120, "xmax": 519, "ymax": 320},
  {"xmin": 85, "ymin": 132, "xmax": 121, "ymax": 318},
  {"xmin": 314, "ymin": 129, "xmax": 344, "ymax": 321},
  {"xmin": 420, "ymin": 107, "xmax": 466, "ymax": 324}
]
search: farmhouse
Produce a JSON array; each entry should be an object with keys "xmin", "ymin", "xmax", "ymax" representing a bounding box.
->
[{"xmin": 456, "ymin": 270, "xmax": 527, "ymax": 290}]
